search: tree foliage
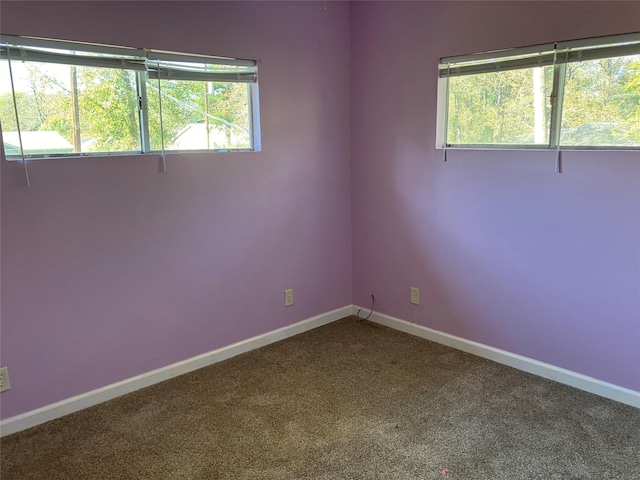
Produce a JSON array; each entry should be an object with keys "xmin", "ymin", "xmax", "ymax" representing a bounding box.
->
[
  {"xmin": 448, "ymin": 66, "xmax": 553, "ymax": 144},
  {"xmin": 1, "ymin": 61, "xmax": 251, "ymax": 154},
  {"xmin": 147, "ymin": 79, "xmax": 250, "ymax": 150},
  {"xmin": 446, "ymin": 55, "xmax": 640, "ymax": 146}
]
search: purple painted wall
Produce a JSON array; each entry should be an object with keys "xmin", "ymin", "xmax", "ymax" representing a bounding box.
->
[
  {"xmin": 351, "ymin": 1, "xmax": 640, "ymax": 391},
  {"xmin": 0, "ymin": 1, "xmax": 352, "ymax": 419}
]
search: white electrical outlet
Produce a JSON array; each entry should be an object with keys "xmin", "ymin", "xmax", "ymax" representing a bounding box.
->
[
  {"xmin": 284, "ymin": 288, "xmax": 294, "ymax": 307},
  {"xmin": 410, "ymin": 287, "xmax": 420, "ymax": 305},
  {"xmin": 0, "ymin": 367, "xmax": 11, "ymax": 393}
]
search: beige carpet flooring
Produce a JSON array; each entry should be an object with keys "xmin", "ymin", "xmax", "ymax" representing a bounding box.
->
[{"xmin": 2, "ymin": 316, "xmax": 639, "ymax": 479}]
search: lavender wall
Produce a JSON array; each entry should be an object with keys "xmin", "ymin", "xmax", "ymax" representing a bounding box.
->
[
  {"xmin": 351, "ymin": 1, "xmax": 640, "ymax": 392},
  {"xmin": 0, "ymin": 1, "xmax": 352, "ymax": 419}
]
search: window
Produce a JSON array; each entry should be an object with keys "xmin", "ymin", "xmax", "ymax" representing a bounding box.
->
[
  {"xmin": 146, "ymin": 53, "xmax": 256, "ymax": 152},
  {"xmin": 0, "ymin": 35, "xmax": 260, "ymax": 158},
  {"xmin": 437, "ymin": 33, "xmax": 640, "ymax": 149}
]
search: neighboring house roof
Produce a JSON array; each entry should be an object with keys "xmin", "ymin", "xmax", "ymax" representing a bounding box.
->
[
  {"xmin": 2, "ymin": 131, "xmax": 74, "ymax": 154},
  {"xmin": 505, "ymin": 122, "xmax": 639, "ymax": 146},
  {"xmin": 171, "ymin": 123, "xmax": 249, "ymax": 150},
  {"xmin": 559, "ymin": 122, "xmax": 639, "ymax": 146},
  {"xmin": 171, "ymin": 123, "xmax": 228, "ymax": 150}
]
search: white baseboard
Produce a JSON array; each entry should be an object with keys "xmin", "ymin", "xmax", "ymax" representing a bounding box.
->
[
  {"xmin": 3, "ymin": 304, "xmax": 637, "ymax": 437},
  {"xmin": 0, "ymin": 305, "xmax": 352, "ymax": 437},
  {"xmin": 362, "ymin": 307, "xmax": 640, "ymax": 409}
]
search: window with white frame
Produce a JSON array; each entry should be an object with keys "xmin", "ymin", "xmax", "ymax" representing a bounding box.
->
[
  {"xmin": 0, "ymin": 35, "xmax": 260, "ymax": 158},
  {"xmin": 437, "ymin": 33, "xmax": 640, "ymax": 149}
]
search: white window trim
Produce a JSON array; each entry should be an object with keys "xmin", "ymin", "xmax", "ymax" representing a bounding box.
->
[
  {"xmin": 436, "ymin": 32, "xmax": 640, "ymax": 151},
  {"xmin": 0, "ymin": 34, "xmax": 261, "ymax": 159}
]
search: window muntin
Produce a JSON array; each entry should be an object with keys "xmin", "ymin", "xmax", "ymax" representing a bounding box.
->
[
  {"xmin": 0, "ymin": 35, "xmax": 259, "ymax": 158},
  {"xmin": 438, "ymin": 33, "xmax": 640, "ymax": 150}
]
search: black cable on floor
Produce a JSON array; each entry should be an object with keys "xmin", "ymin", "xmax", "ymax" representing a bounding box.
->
[{"xmin": 356, "ymin": 294, "xmax": 375, "ymax": 320}]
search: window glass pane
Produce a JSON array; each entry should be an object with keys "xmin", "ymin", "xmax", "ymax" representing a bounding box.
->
[
  {"xmin": 1, "ymin": 60, "xmax": 140, "ymax": 156},
  {"xmin": 561, "ymin": 55, "xmax": 640, "ymax": 146},
  {"xmin": 447, "ymin": 66, "xmax": 554, "ymax": 145},
  {"xmin": 147, "ymin": 78, "xmax": 251, "ymax": 151},
  {"xmin": 1, "ymin": 60, "xmax": 21, "ymax": 156}
]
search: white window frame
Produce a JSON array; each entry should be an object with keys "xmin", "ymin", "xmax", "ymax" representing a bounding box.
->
[
  {"xmin": 0, "ymin": 34, "xmax": 261, "ymax": 159},
  {"xmin": 436, "ymin": 32, "xmax": 640, "ymax": 151}
]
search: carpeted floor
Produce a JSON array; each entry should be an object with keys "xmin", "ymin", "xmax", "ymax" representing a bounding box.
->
[{"xmin": 1, "ymin": 316, "xmax": 639, "ymax": 479}]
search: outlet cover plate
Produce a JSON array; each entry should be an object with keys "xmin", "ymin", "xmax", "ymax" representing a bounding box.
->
[
  {"xmin": 284, "ymin": 289, "xmax": 294, "ymax": 307},
  {"xmin": 0, "ymin": 367, "xmax": 11, "ymax": 392},
  {"xmin": 410, "ymin": 287, "xmax": 420, "ymax": 305}
]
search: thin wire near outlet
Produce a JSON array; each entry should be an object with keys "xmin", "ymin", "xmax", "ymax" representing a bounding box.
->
[{"xmin": 356, "ymin": 294, "xmax": 375, "ymax": 320}]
